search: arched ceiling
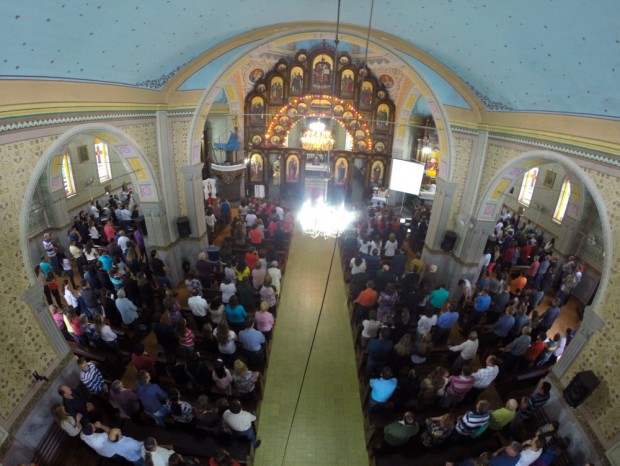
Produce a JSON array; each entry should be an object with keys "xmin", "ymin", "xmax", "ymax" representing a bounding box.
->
[{"xmin": 1, "ymin": 0, "xmax": 618, "ymax": 118}]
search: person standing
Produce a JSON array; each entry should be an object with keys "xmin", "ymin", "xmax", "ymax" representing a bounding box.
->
[
  {"xmin": 136, "ymin": 370, "xmax": 170, "ymax": 427},
  {"xmin": 511, "ymin": 380, "xmax": 552, "ymax": 429},
  {"xmin": 469, "ymin": 355, "xmax": 500, "ymax": 401},
  {"xmin": 222, "ymin": 399, "xmax": 261, "ymax": 449},
  {"xmin": 449, "ymin": 331, "xmax": 479, "ymax": 373}
]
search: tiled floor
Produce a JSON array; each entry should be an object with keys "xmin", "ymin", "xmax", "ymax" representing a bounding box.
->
[{"xmin": 254, "ymin": 226, "xmax": 368, "ymax": 466}]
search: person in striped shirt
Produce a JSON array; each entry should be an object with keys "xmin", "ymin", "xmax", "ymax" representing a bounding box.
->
[
  {"xmin": 455, "ymin": 399, "xmax": 491, "ymax": 437},
  {"xmin": 441, "ymin": 366, "xmax": 475, "ymax": 408},
  {"xmin": 78, "ymin": 358, "xmax": 107, "ymax": 396}
]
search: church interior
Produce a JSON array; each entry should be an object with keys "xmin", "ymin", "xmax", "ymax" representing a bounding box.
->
[{"xmin": 0, "ymin": 0, "xmax": 619, "ymax": 465}]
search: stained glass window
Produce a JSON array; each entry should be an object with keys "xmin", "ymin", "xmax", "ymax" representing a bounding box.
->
[
  {"xmin": 94, "ymin": 138, "xmax": 112, "ymax": 183},
  {"xmin": 553, "ymin": 179, "xmax": 571, "ymax": 223},
  {"xmin": 61, "ymin": 153, "xmax": 76, "ymax": 197},
  {"xmin": 518, "ymin": 167, "xmax": 538, "ymax": 206}
]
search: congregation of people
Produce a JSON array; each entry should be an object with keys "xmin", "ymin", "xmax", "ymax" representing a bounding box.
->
[
  {"xmin": 343, "ymin": 203, "xmax": 582, "ymax": 465},
  {"xmin": 39, "ymin": 193, "xmax": 292, "ymax": 465}
]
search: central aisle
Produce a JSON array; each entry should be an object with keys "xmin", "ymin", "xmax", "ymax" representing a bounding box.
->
[{"xmin": 254, "ymin": 226, "xmax": 368, "ymax": 465}]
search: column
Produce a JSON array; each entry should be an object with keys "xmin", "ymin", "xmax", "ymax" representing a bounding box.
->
[
  {"xmin": 181, "ymin": 164, "xmax": 207, "ymax": 240},
  {"xmin": 141, "ymin": 202, "xmax": 174, "ymax": 248},
  {"xmin": 47, "ymin": 189, "xmax": 71, "ymax": 229},
  {"xmin": 156, "ymin": 110, "xmax": 179, "ymax": 243},
  {"xmin": 453, "ymin": 218, "xmax": 495, "ymax": 264},
  {"xmin": 424, "ymin": 179, "xmax": 457, "ymax": 251},
  {"xmin": 459, "ymin": 131, "xmax": 489, "ymax": 220},
  {"xmin": 552, "ymin": 307, "xmax": 604, "ymax": 377},
  {"xmin": 21, "ymin": 284, "xmax": 69, "ymax": 358}
]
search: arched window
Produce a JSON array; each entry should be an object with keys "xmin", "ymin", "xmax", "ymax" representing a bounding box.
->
[
  {"xmin": 61, "ymin": 153, "xmax": 76, "ymax": 197},
  {"xmin": 94, "ymin": 138, "xmax": 112, "ymax": 183},
  {"xmin": 553, "ymin": 179, "xmax": 571, "ymax": 223},
  {"xmin": 518, "ymin": 167, "xmax": 538, "ymax": 206}
]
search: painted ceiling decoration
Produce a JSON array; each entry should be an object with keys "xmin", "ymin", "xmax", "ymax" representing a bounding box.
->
[{"xmin": 1, "ymin": 0, "xmax": 618, "ymax": 118}]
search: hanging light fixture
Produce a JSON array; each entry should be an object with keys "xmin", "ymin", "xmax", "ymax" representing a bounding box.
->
[{"xmin": 300, "ymin": 121, "xmax": 335, "ymax": 151}]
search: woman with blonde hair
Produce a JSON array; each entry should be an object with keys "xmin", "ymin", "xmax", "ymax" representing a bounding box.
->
[
  {"xmin": 51, "ymin": 403, "xmax": 82, "ymax": 436},
  {"xmin": 392, "ymin": 332, "xmax": 413, "ymax": 372},
  {"xmin": 231, "ymin": 359, "xmax": 260, "ymax": 395},
  {"xmin": 411, "ymin": 331, "xmax": 433, "ymax": 365}
]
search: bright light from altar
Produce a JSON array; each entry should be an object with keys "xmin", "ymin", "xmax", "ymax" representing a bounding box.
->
[
  {"xmin": 300, "ymin": 121, "xmax": 335, "ymax": 152},
  {"xmin": 299, "ymin": 199, "xmax": 355, "ymax": 239}
]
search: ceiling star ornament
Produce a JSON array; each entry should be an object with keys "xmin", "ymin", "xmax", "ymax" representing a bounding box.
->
[{"xmin": 300, "ymin": 121, "xmax": 335, "ymax": 151}]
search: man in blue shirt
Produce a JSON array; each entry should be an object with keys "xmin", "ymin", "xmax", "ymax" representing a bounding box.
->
[
  {"xmin": 78, "ymin": 358, "xmax": 106, "ymax": 397},
  {"xmin": 239, "ymin": 318, "xmax": 266, "ymax": 371},
  {"xmin": 368, "ymin": 367, "xmax": 397, "ymax": 414},
  {"xmin": 434, "ymin": 304, "xmax": 458, "ymax": 345},
  {"xmin": 366, "ymin": 327, "xmax": 393, "ymax": 379},
  {"xmin": 491, "ymin": 441, "xmax": 523, "ymax": 466},
  {"xmin": 136, "ymin": 370, "xmax": 169, "ymax": 427},
  {"xmin": 221, "ymin": 199, "xmax": 231, "ymax": 225},
  {"xmin": 539, "ymin": 298, "xmax": 561, "ymax": 332},
  {"xmin": 107, "ymin": 428, "xmax": 145, "ymax": 466},
  {"xmin": 465, "ymin": 289, "xmax": 492, "ymax": 332}
]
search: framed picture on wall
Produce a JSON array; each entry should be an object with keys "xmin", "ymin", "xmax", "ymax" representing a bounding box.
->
[
  {"xmin": 77, "ymin": 145, "xmax": 89, "ymax": 163},
  {"xmin": 544, "ymin": 170, "xmax": 556, "ymax": 188}
]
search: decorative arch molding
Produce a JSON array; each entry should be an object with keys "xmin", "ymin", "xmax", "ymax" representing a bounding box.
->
[
  {"xmin": 20, "ymin": 123, "xmax": 161, "ymax": 284},
  {"xmin": 475, "ymin": 150, "xmax": 612, "ymax": 317},
  {"xmin": 186, "ymin": 25, "xmax": 457, "ymax": 182}
]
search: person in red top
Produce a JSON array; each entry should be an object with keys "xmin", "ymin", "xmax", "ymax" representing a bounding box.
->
[
  {"xmin": 353, "ymin": 280, "xmax": 378, "ymax": 325},
  {"xmin": 501, "ymin": 244, "xmax": 516, "ymax": 271},
  {"xmin": 523, "ymin": 334, "xmax": 545, "ymax": 366},
  {"xmin": 245, "ymin": 248, "xmax": 259, "ymax": 270},
  {"xmin": 520, "ymin": 243, "xmax": 533, "ymax": 264},
  {"xmin": 103, "ymin": 219, "xmax": 116, "ymax": 242},
  {"xmin": 209, "ymin": 448, "xmax": 241, "ymax": 466},
  {"xmin": 526, "ymin": 255, "xmax": 540, "ymax": 283},
  {"xmin": 249, "ymin": 225, "xmax": 262, "ymax": 246},
  {"xmin": 130, "ymin": 343, "xmax": 156, "ymax": 378}
]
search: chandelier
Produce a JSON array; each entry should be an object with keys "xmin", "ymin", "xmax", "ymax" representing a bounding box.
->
[
  {"xmin": 299, "ymin": 199, "xmax": 356, "ymax": 239},
  {"xmin": 300, "ymin": 121, "xmax": 335, "ymax": 151}
]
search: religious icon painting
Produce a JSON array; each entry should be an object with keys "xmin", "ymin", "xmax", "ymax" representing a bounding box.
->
[
  {"xmin": 370, "ymin": 160, "xmax": 385, "ymax": 186},
  {"xmin": 250, "ymin": 96, "xmax": 265, "ymax": 125},
  {"xmin": 249, "ymin": 153, "xmax": 264, "ymax": 183},
  {"xmin": 311, "ymin": 54, "xmax": 333, "ymax": 91},
  {"xmin": 277, "ymin": 62, "xmax": 287, "ymax": 73},
  {"xmin": 279, "ymin": 115, "xmax": 290, "ymax": 127},
  {"xmin": 342, "ymin": 111, "xmax": 354, "ymax": 121},
  {"xmin": 334, "ymin": 157, "xmax": 349, "ymax": 185},
  {"xmin": 256, "ymin": 83, "xmax": 266, "ymax": 93},
  {"xmin": 274, "ymin": 125, "xmax": 285, "ymax": 135},
  {"xmin": 289, "ymin": 66, "xmax": 304, "ymax": 96},
  {"xmin": 297, "ymin": 102, "xmax": 308, "ymax": 114},
  {"xmin": 354, "ymin": 129, "xmax": 365, "ymax": 140},
  {"xmin": 340, "ymin": 69, "xmax": 355, "ymax": 98},
  {"xmin": 287, "ymin": 107, "xmax": 298, "ymax": 117},
  {"xmin": 375, "ymin": 103, "xmax": 390, "ymax": 131},
  {"xmin": 251, "ymin": 134, "xmax": 263, "ymax": 146},
  {"xmin": 377, "ymin": 90, "xmax": 387, "ymax": 100},
  {"xmin": 375, "ymin": 141, "xmax": 386, "ymax": 153},
  {"xmin": 333, "ymin": 104, "xmax": 344, "ymax": 115},
  {"xmin": 356, "ymin": 140, "xmax": 367, "ymax": 151},
  {"xmin": 270, "ymin": 76, "xmax": 284, "ymax": 105},
  {"xmin": 349, "ymin": 120, "xmax": 360, "ymax": 130},
  {"xmin": 339, "ymin": 55, "xmax": 350, "ymax": 65},
  {"xmin": 270, "ymin": 135, "xmax": 281, "ymax": 146},
  {"xmin": 359, "ymin": 81, "xmax": 373, "ymax": 111},
  {"xmin": 286, "ymin": 154, "xmax": 300, "ymax": 183},
  {"xmin": 249, "ymin": 68, "xmax": 264, "ymax": 83},
  {"xmin": 379, "ymin": 74, "xmax": 395, "ymax": 90},
  {"xmin": 296, "ymin": 52, "xmax": 307, "ymax": 63}
]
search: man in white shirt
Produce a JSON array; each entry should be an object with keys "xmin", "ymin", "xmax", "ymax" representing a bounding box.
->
[
  {"xmin": 267, "ymin": 261, "xmax": 282, "ymax": 296},
  {"xmin": 457, "ymin": 278, "xmax": 473, "ymax": 310},
  {"xmin": 187, "ymin": 287, "xmax": 209, "ymax": 328},
  {"xmin": 275, "ymin": 204, "xmax": 284, "ymax": 221},
  {"xmin": 223, "ymin": 399, "xmax": 261, "ymax": 449},
  {"xmin": 220, "ymin": 277, "xmax": 237, "ymax": 304},
  {"xmin": 245, "ymin": 210, "xmax": 258, "ymax": 227},
  {"xmin": 449, "ymin": 331, "xmax": 479, "ymax": 373},
  {"xmin": 468, "ymin": 355, "xmax": 499, "ymax": 401},
  {"xmin": 117, "ymin": 230, "xmax": 130, "ymax": 256}
]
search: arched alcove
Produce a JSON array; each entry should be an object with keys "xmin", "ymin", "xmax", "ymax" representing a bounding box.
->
[{"xmin": 20, "ymin": 123, "xmax": 162, "ymax": 285}]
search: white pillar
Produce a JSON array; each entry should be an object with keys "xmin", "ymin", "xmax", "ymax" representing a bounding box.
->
[
  {"xmin": 141, "ymin": 202, "xmax": 174, "ymax": 248},
  {"xmin": 156, "ymin": 110, "xmax": 179, "ymax": 243},
  {"xmin": 181, "ymin": 164, "xmax": 207, "ymax": 239},
  {"xmin": 424, "ymin": 179, "xmax": 457, "ymax": 251}
]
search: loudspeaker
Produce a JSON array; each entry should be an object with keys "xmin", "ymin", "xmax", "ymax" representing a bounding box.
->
[
  {"xmin": 441, "ymin": 231, "xmax": 457, "ymax": 252},
  {"xmin": 563, "ymin": 370, "xmax": 600, "ymax": 408},
  {"xmin": 176, "ymin": 216, "xmax": 191, "ymax": 238}
]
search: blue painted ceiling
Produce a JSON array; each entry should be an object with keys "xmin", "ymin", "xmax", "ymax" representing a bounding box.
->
[{"xmin": 1, "ymin": 0, "xmax": 618, "ymax": 118}]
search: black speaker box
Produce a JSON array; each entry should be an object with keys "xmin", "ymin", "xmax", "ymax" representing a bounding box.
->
[
  {"xmin": 177, "ymin": 216, "xmax": 191, "ymax": 238},
  {"xmin": 133, "ymin": 215, "xmax": 147, "ymax": 235},
  {"xmin": 563, "ymin": 370, "xmax": 600, "ymax": 408},
  {"xmin": 441, "ymin": 231, "xmax": 457, "ymax": 252}
]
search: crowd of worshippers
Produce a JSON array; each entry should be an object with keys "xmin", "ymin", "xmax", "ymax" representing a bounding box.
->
[
  {"xmin": 340, "ymin": 203, "xmax": 579, "ymax": 465},
  {"xmin": 41, "ymin": 195, "xmax": 293, "ymax": 465}
]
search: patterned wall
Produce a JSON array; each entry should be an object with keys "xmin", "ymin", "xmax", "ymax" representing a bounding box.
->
[
  {"xmin": 561, "ymin": 167, "xmax": 620, "ymax": 440},
  {"xmin": 446, "ymin": 136, "xmax": 474, "ymax": 230},
  {"xmin": 117, "ymin": 122, "xmax": 161, "ymax": 191},
  {"xmin": 0, "ymin": 137, "xmax": 61, "ymax": 419},
  {"xmin": 171, "ymin": 119, "xmax": 192, "ymax": 217}
]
